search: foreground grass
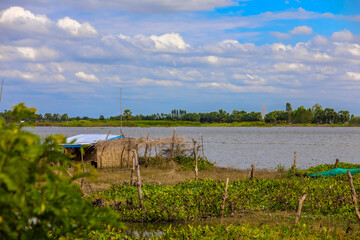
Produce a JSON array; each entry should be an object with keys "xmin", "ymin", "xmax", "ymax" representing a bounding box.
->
[
  {"xmin": 84, "ymin": 166, "xmax": 277, "ymax": 193},
  {"xmin": 82, "ymin": 163, "xmax": 360, "ymax": 239},
  {"xmin": 34, "ymin": 119, "xmax": 358, "ymax": 127}
]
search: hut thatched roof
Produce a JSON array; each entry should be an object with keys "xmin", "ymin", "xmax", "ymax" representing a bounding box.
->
[{"xmin": 94, "ymin": 135, "xmax": 187, "ymax": 152}]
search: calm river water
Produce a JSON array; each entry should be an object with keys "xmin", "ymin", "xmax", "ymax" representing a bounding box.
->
[{"xmin": 25, "ymin": 126, "xmax": 360, "ymax": 170}]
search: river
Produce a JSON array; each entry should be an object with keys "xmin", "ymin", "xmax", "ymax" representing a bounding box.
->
[{"xmin": 25, "ymin": 126, "xmax": 360, "ymax": 170}]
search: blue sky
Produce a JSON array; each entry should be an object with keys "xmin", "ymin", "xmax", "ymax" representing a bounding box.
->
[{"xmin": 0, "ymin": 0, "xmax": 359, "ymax": 117}]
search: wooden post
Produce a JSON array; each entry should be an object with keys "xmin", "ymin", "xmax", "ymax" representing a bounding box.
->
[
  {"xmin": 193, "ymin": 139, "xmax": 200, "ymax": 180},
  {"xmin": 134, "ymin": 149, "xmax": 144, "ymax": 210},
  {"xmin": 130, "ymin": 151, "xmax": 135, "ymax": 185},
  {"xmin": 149, "ymin": 144, "xmax": 153, "ymax": 159},
  {"xmin": 294, "ymin": 194, "xmax": 307, "ymax": 224},
  {"xmin": 120, "ymin": 147, "xmax": 125, "ymax": 168},
  {"xmin": 293, "ymin": 151, "xmax": 297, "ymax": 168},
  {"xmin": 220, "ymin": 178, "xmax": 229, "ymax": 224},
  {"xmin": 347, "ymin": 170, "xmax": 360, "ymax": 222},
  {"xmin": 201, "ymin": 135, "xmax": 205, "ymax": 160},
  {"xmin": 334, "ymin": 158, "xmax": 339, "ymax": 168},
  {"xmin": 127, "ymin": 139, "xmax": 131, "ymax": 168},
  {"xmin": 250, "ymin": 164, "xmax": 255, "ymax": 180},
  {"xmin": 80, "ymin": 147, "xmax": 85, "ymax": 190},
  {"xmin": 120, "ymin": 88, "xmax": 124, "ymax": 136},
  {"xmin": 144, "ymin": 132, "xmax": 149, "ymax": 162},
  {"xmin": 171, "ymin": 128, "xmax": 176, "ymax": 161},
  {"xmin": 105, "ymin": 130, "xmax": 111, "ymax": 140}
]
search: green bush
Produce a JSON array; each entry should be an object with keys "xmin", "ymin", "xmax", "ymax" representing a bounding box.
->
[
  {"xmin": 0, "ymin": 103, "xmax": 121, "ymax": 239},
  {"xmin": 174, "ymin": 155, "xmax": 215, "ymax": 170}
]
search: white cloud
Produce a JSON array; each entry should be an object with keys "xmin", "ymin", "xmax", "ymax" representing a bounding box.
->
[
  {"xmin": 0, "ymin": 6, "xmax": 51, "ymax": 33},
  {"xmin": 272, "ymin": 43, "xmax": 293, "ymax": 52},
  {"xmin": 57, "ymin": 17, "xmax": 97, "ymax": 38},
  {"xmin": 270, "ymin": 31, "xmax": 291, "ymax": 39},
  {"xmin": 290, "ymin": 25, "xmax": 313, "ymax": 35},
  {"xmin": 206, "ymin": 56, "xmax": 219, "ymax": 64},
  {"xmin": 197, "ymin": 82, "xmax": 276, "ymax": 93},
  {"xmin": 66, "ymin": 0, "xmax": 237, "ymax": 13},
  {"xmin": 331, "ymin": 29, "xmax": 354, "ymax": 42},
  {"xmin": 0, "ymin": 6, "xmax": 50, "ymax": 25},
  {"xmin": 311, "ymin": 35, "xmax": 329, "ymax": 46},
  {"xmin": 0, "ymin": 45, "xmax": 59, "ymax": 61},
  {"xmin": 0, "ymin": 69, "xmax": 66, "ymax": 83},
  {"xmin": 260, "ymin": 7, "xmax": 335, "ymax": 21},
  {"xmin": 150, "ymin": 33, "xmax": 189, "ymax": 51},
  {"xmin": 334, "ymin": 43, "xmax": 360, "ymax": 57},
  {"xmin": 118, "ymin": 34, "xmax": 129, "ymax": 40},
  {"xmin": 233, "ymin": 74, "xmax": 266, "ymax": 85},
  {"xmin": 353, "ymin": 15, "xmax": 360, "ymax": 21},
  {"xmin": 50, "ymin": 63, "xmax": 64, "ymax": 73},
  {"xmin": 16, "ymin": 47, "xmax": 37, "ymax": 60},
  {"xmin": 75, "ymin": 71, "xmax": 100, "ymax": 82},
  {"xmin": 136, "ymin": 78, "xmax": 182, "ymax": 86},
  {"xmin": 26, "ymin": 63, "xmax": 46, "ymax": 72},
  {"xmin": 346, "ymin": 72, "xmax": 360, "ymax": 81},
  {"xmin": 273, "ymin": 63, "xmax": 310, "ymax": 72}
]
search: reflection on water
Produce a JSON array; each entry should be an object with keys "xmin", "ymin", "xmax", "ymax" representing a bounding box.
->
[{"xmin": 25, "ymin": 126, "xmax": 360, "ymax": 170}]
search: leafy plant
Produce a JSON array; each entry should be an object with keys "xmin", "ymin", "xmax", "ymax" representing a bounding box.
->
[{"xmin": 0, "ymin": 103, "xmax": 122, "ymax": 239}]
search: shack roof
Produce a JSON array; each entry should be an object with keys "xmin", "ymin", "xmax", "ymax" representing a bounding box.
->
[{"xmin": 63, "ymin": 134, "xmax": 122, "ymax": 148}]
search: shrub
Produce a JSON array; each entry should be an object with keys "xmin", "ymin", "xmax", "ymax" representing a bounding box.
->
[{"xmin": 0, "ymin": 103, "xmax": 121, "ymax": 239}]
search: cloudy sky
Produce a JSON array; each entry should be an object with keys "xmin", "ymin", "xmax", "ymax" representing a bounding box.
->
[{"xmin": 0, "ymin": 0, "xmax": 359, "ymax": 117}]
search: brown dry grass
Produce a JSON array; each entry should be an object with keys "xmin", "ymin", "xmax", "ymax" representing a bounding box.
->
[{"xmin": 83, "ymin": 166, "xmax": 279, "ymax": 193}]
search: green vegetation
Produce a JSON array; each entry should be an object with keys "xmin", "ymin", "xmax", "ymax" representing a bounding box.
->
[
  {"xmin": 0, "ymin": 103, "xmax": 121, "ymax": 239},
  {"xmin": 3, "ymin": 102, "xmax": 358, "ymax": 127},
  {"xmin": 2, "ymin": 102, "xmax": 360, "ymax": 239},
  {"xmin": 87, "ymin": 162, "xmax": 360, "ymax": 239},
  {"xmin": 93, "ymin": 173, "xmax": 360, "ymax": 222}
]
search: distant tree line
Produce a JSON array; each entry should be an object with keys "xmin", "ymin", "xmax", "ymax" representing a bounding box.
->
[
  {"xmin": 264, "ymin": 103, "xmax": 351, "ymax": 124},
  {"xmin": 0, "ymin": 103, "xmax": 358, "ymax": 124},
  {"xmin": 109, "ymin": 109, "xmax": 262, "ymax": 123}
]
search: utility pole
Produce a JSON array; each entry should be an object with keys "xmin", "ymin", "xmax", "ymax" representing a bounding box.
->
[
  {"xmin": 0, "ymin": 80, "xmax": 3, "ymax": 106},
  {"xmin": 120, "ymin": 88, "xmax": 124, "ymax": 136}
]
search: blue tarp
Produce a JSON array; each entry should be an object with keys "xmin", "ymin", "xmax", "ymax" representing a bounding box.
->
[
  {"xmin": 308, "ymin": 168, "xmax": 360, "ymax": 177},
  {"xmin": 63, "ymin": 134, "xmax": 124, "ymax": 148}
]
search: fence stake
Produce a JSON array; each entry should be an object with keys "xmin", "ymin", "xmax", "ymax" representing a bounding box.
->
[
  {"xmin": 334, "ymin": 158, "xmax": 339, "ymax": 168},
  {"xmin": 250, "ymin": 164, "xmax": 255, "ymax": 180},
  {"xmin": 201, "ymin": 135, "xmax": 205, "ymax": 159},
  {"xmin": 134, "ymin": 149, "xmax": 144, "ymax": 210},
  {"xmin": 347, "ymin": 170, "xmax": 360, "ymax": 222},
  {"xmin": 193, "ymin": 139, "xmax": 200, "ymax": 180},
  {"xmin": 171, "ymin": 128, "xmax": 176, "ymax": 161},
  {"xmin": 220, "ymin": 178, "xmax": 230, "ymax": 224},
  {"xmin": 130, "ymin": 151, "xmax": 135, "ymax": 185},
  {"xmin": 294, "ymin": 194, "xmax": 307, "ymax": 224},
  {"xmin": 293, "ymin": 151, "xmax": 297, "ymax": 168},
  {"xmin": 144, "ymin": 132, "xmax": 149, "ymax": 162}
]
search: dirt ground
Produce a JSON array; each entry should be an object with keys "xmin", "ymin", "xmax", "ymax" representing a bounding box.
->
[{"xmin": 84, "ymin": 166, "xmax": 279, "ymax": 193}]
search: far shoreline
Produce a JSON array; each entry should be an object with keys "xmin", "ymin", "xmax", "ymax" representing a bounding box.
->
[{"xmin": 33, "ymin": 120, "xmax": 360, "ymax": 128}]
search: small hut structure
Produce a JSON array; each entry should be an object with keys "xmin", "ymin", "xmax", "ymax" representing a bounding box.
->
[
  {"xmin": 63, "ymin": 134, "xmax": 128, "ymax": 168},
  {"xmin": 64, "ymin": 133, "xmax": 187, "ymax": 169},
  {"xmin": 94, "ymin": 134, "xmax": 187, "ymax": 169}
]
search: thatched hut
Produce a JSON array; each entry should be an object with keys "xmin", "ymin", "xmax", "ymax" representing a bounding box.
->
[
  {"xmin": 64, "ymin": 133, "xmax": 187, "ymax": 169},
  {"xmin": 94, "ymin": 135, "xmax": 186, "ymax": 169},
  {"xmin": 63, "ymin": 134, "xmax": 131, "ymax": 168}
]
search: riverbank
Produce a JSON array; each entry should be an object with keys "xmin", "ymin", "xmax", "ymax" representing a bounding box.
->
[{"xmin": 34, "ymin": 119, "xmax": 358, "ymax": 127}]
